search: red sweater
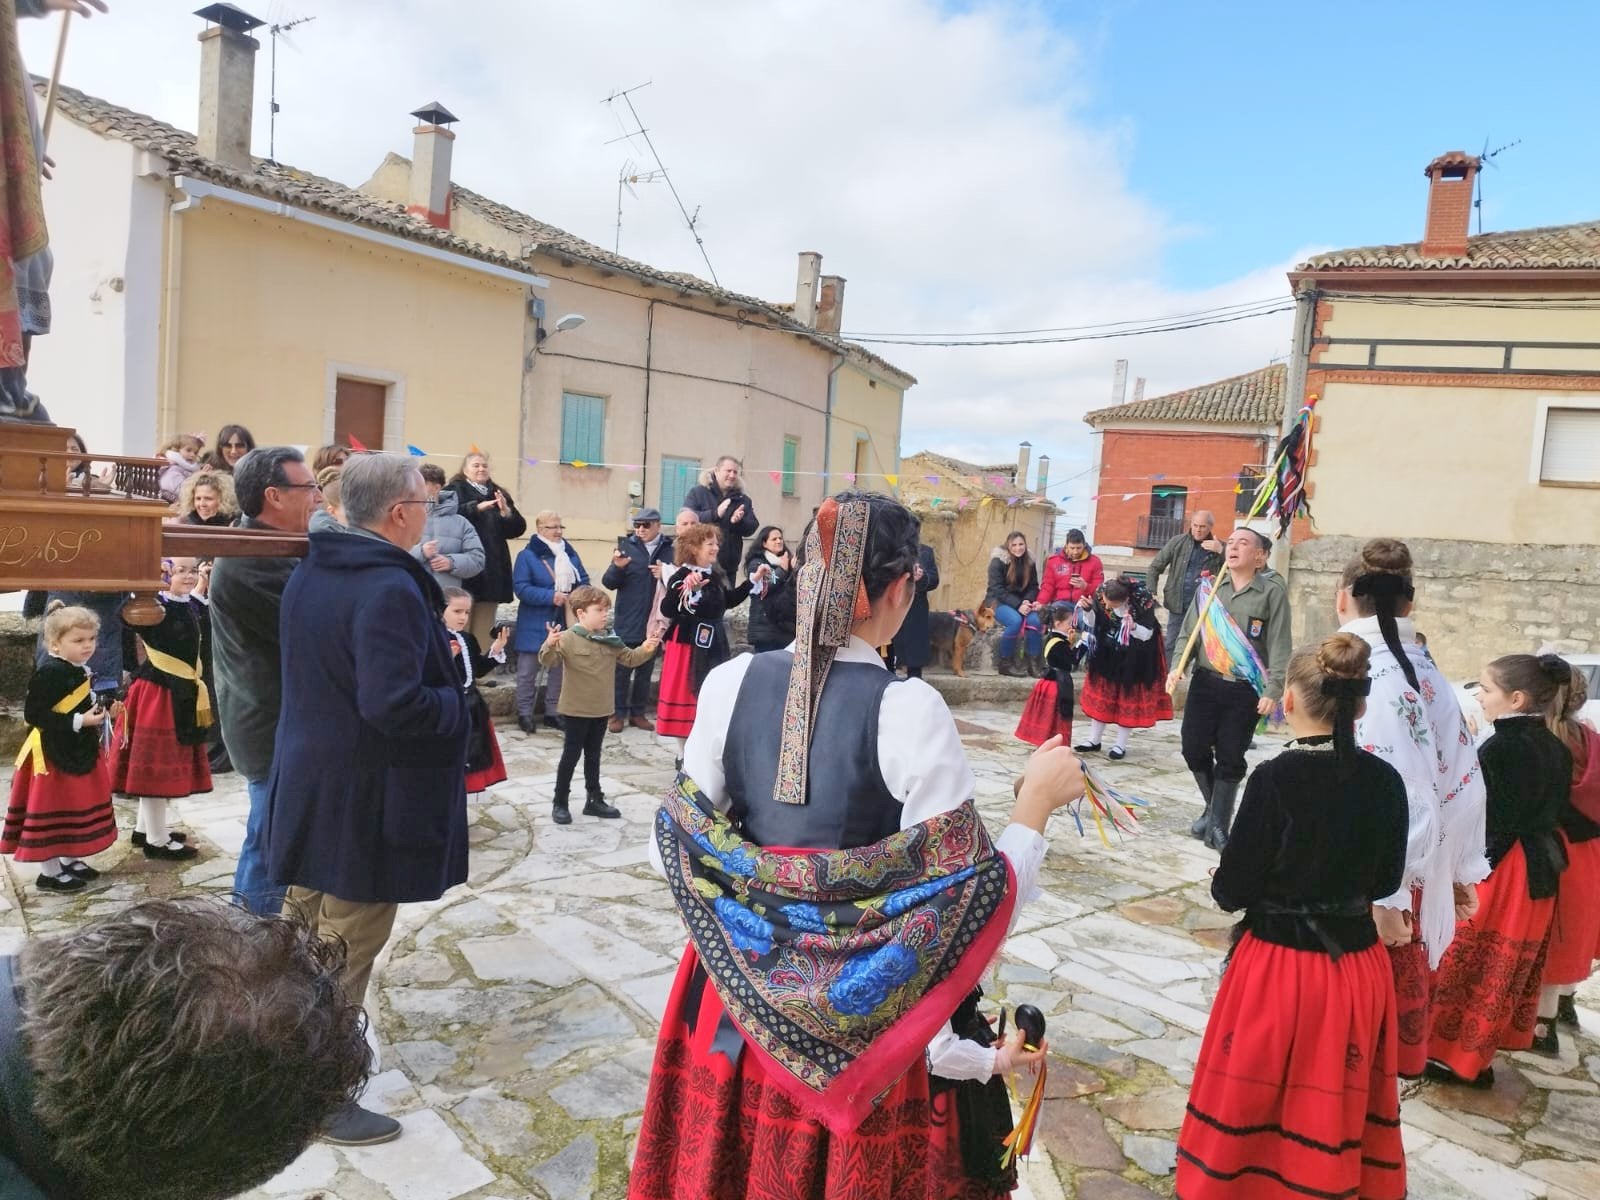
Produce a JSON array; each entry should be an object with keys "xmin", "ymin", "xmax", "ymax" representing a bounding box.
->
[{"xmin": 1037, "ymin": 553, "xmax": 1104, "ymax": 607}]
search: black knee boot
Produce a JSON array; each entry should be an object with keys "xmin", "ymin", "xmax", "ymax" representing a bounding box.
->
[
  {"xmin": 1205, "ymin": 778, "xmax": 1239, "ymax": 851},
  {"xmin": 1189, "ymin": 770, "xmax": 1214, "ymax": 838}
]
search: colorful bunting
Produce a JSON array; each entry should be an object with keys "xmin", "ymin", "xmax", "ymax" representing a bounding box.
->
[
  {"xmin": 347, "ymin": 435, "xmax": 369, "ymax": 452},
  {"xmin": 770, "ymin": 470, "xmax": 782, "ymax": 484},
  {"xmin": 570, "ymin": 460, "xmax": 589, "ymax": 469},
  {"xmin": 884, "ymin": 473, "xmax": 898, "ymax": 486},
  {"xmin": 406, "ymin": 444, "xmax": 428, "ymax": 457}
]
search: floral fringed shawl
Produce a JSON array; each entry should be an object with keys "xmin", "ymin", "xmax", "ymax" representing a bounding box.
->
[
  {"xmin": 0, "ymin": 0, "xmax": 47, "ymax": 368},
  {"xmin": 655, "ymin": 774, "xmax": 1015, "ymax": 1136}
]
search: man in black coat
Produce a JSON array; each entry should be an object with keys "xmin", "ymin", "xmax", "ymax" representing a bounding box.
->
[
  {"xmin": 267, "ymin": 454, "xmax": 469, "ymax": 1147},
  {"xmin": 210, "ymin": 446, "xmax": 319, "ymax": 918},
  {"xmin": 601, "ymin": 507, "xmax": 673, "ymax": 733},
  {"xmin": 683, "ymin": 455, "xmax": 758, "ymax": 578}
]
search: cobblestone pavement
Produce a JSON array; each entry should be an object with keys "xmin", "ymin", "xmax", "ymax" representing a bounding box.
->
[{"xmin": 4, "ymin": 692, "xmax": 1599, "ymax": 1199}]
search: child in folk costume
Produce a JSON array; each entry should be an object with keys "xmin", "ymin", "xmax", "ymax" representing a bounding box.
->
[
  {"xmin": 1015, "ymin": 604, "xmax": 1079, "ymax": 747},
  {"xmin": 1177, "ymin": 633, "xmax": 1409, "ymax": 1200},
  {"xmin": 538, "ymin": 587, "xmax": 660, "ymax": 825},
  {"xmin": 655, "ymin": 523, "xmax": 763, "ymax": 757},
  {"xmin": 441, "ymin": 588, "xmax": 511, "ymax": 797},
  {"xmin": 1426, "ymin": 654, "xmax": 1573, "ymax": 1086},
  {"xmin": 1335, "ymin": 538, "xmax": 1487, "ymax": 1078},
  {"xmin": 4, "ymin": 604, "xmax": 121, "ymax": 892},
  {"xmin": 1075, "ymin": 578, "xmax": 1171, "ymax": 760},
  {"xmin": 113, "ymin": 558, "xmax": 210, "ymax": 862},
  {"xmin": 1533, "ymin": 664, "xmax": 1599, "ymax": 1055}
]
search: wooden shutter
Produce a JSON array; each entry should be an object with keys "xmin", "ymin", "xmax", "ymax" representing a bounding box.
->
[
  {"xmin": 782, "ymin": 437, "xmax": 799, "ymax": 497},
  {"xmin": 660, "ymin": 456, "xmax": 699, "ymax": 519},
  {"xmin": 561, "ymin": 393, "xmax": 605, "ymax": 464},
  {"xmin": 334, "ymin": 378, "xmax": 386, "ymax": 450},
  {"xmin": 1541, "ymin": 408, "xmax": 1600, "ymax": 484}
]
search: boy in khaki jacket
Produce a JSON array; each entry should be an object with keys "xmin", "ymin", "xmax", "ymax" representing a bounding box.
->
[{"xmin": 538, "ymin": 586, "xmax": 659, "ymax": 824}]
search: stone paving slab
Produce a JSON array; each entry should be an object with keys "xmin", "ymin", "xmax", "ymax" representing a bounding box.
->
[{"xmin": 4, "ymin": 707, "xmax": 1599, "ymax": 1199}]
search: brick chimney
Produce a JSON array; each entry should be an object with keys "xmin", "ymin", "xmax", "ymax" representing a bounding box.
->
[
  {"xmin": 1421, "ymin": 150, "xmax": 1481, "ymax": 257},
  {"xmin": 194, "ymin": 4, "xmax": 264, "ymax": 172},
  {"xmin": 407, "ymin": 103, "xmax": 459, "ymax": 230},
  {"xmin": 815, "ymin": 275, "xmax": 847, "ymax": 336},
  {"xmin": 794, "ymin": 252, "xmax": 822, "ymax": 327}
]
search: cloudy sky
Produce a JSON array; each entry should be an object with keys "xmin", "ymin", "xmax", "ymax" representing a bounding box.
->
[{"xmin": 27, "ymin": 1, "xmax": 1599, "ymax": 523}]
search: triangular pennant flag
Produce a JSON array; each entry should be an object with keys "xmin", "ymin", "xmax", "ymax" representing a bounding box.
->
[
  {"xmin": 347, "ymin": 435, "xmax": 369, "ymax": 452},
  {"xmin": 843, "ymin": 472, "xmax": 856, "ymax": 483},
  {"xmin": 406, "ymin": 444, "xmax": 427, "ymax": 457},
  {"xmin": 1234, "ymin": 484, "xmax": 1243, "ymax": 494},
  {"xmin": 524, "ymin": 458, "xmax": 539, "ymax": 467},
  {"xmin": 885, "ymin": 474, "xmax": 898, "ymax": 486},
  {"xmin": 924, "ymin": 475, "xmax": 939, "ymax": 484},
  {"xmin": 469, "ymin": 443, "xmax": 483, "ymax": 456},
  {"xmin": 958, "ymin": 497, "xmax": 970, "ymax": 509},
  {"xmin": 931, "ymin": 498, "xmax": 943, "ymax": 507},
  {"xmin": 570, "ymin": 460, "xmax": 589, "ymax": 469},
  {"xmin": 1151, "ymin": 473, "xmax": 1167, "ymax": 481},
  {"xmin": 1122, "ymin": 492, "xmax": 1136, "ymax": 501},
  {"xmin": 770, "ymin": 470, "xmax": 782, "ymax": 484},
  {"xmin": 1007, "ymin": 497, "xmax": 1019, "ymax": 506},
  {"xmin": 625, "ymin": 464, "xmax": 640, "ymax": 472}
]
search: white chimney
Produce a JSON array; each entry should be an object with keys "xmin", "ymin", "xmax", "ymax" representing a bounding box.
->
[
  {"xmin": 407, "ymin": 102, "xmax": 459, "ymax": 230},
  {"xmin": 816, "ymin": 275, "xmax": 847, "ymax": 335},
  {"xmin": 195, "ymin": 4, "xmax": 264, "ymax": 172},
  {"xmin": 1036, "ymin": 454, "xmax": 1050, "ymax": 496},
  {"xmin": 1110, "ymin": 359, "xmax": 1129, "ymax": 406},
  {"xmin": 1018, "ymin": 441, "xmax": 1032, "ymax": 488},
  {"xmin": 794, "ymin": 251, "xmax": 822, "ymax": 327}
]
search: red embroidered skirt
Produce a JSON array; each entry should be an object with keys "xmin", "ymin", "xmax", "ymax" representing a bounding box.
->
[
  {"xmin": 465, "ymin": 717, "xmax": 508, "ymax": 795},
  {"xmin": 1427, "ymin": 843, "xmax": 1555, "ymax": 1081},
  {"xmin": 1175, "ymin": 935, "xmax": 1404, "ymax": 1200},
  {"xmin": 655, "ymin": 640, "xmax": 698, "ymax": 739},
  {"xmin": 629, "ymin": 945, "xmax": 939, "ymax": 1200},
  {"xmin": 1545, "ymin": 832, "xmax": 1600, "ymax": 985},
  {"xmin": 3, "ymin": 754, "xmax": 117, "ymax": 862},
  {"xmin": 1389, "ymin": 887, "xmax": 1430, "ymax": 1079},
  {"xmin": 927, "ymin": 1087, "xmax": 1013, "ymax": 1200},
  {"xmin": 1079, "ymin": 673, "xmax": 1172, "ymax": 729},
  {"xmin": 112, "ymin": 680, "xmax": 212, "ymax": 799},
  {"xmin": 1015, "ymin": 677, "xmax": 1072, "ymax": 747}
]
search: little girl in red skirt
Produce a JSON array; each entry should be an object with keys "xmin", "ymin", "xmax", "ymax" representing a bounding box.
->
[
  {"xmin": 442, "ymin": 588, "xmax": 511, "ymax": 795},
  {"xmin": 1176, "ymin": 632, "xmax": 1410, "ymax": 1200},
  {"xmin": 1015, "ymin": 604, "xmax": 1078, "ymax": 746},
  {"xmin": 1075, "ymin": 579, "xmax": 1172, "ymax": 761},
  {"xmin": 114, "ymin": 558, "xmax": 210, "ymax": 861},
  {"xmin": 4, "ymin": 603, "xmax": 120, "ymax": 892}
]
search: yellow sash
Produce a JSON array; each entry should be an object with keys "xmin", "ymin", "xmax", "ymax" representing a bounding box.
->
[
  {"xmin": 14, "ymin": 680, "xmax": 92, "ymax": 775},
  {"xmin": 141, "ymin": 645, "xmax": 214, "ymax": 728}
]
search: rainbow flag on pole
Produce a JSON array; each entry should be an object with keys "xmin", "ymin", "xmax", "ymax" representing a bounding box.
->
[{"xmin": 1192, "ymin": 576, "xmax": 1268, "ymax": 694}]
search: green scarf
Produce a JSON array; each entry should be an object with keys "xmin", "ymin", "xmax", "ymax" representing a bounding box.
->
[{"xmin": 572, "ymin": 624, "xmax": 628, "ymax": 649}]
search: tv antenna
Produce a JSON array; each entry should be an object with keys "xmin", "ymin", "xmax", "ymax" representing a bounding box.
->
[
  {"xmin": 615, "ymin": 160, "xmax": 667, "ymax": 254},
  {"xmin": 1474, "ymin": 137, "xmax": 1521, "ymax": 234},
  {"xmin": 602, "ymin": 82, "xmax": 719, "ymax": 285},
  {"xmin": 267, "ymin": 13, "xmax": 317, "ymax": 164}
]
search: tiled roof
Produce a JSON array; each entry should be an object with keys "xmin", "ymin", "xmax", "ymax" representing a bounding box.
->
[
  {"xmin": 1297, "ymin": 218, "xmax": 1600, "ymax": 271},
  {"xmin": 1084, "ymin": 364, "xmax": 1285, "ymax": 428},
  {"xmin": 901, "ymin": 451, "xmax": 1042, "ymax": 502}
]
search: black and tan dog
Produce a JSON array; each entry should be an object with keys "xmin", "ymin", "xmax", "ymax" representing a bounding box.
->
[{"xmin": 927, "ymin": 601, "xmax": 997, "ymax": 677}]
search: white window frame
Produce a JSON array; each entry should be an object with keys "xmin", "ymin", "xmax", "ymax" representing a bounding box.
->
[
  {"xmin": 324, "ymin": 362, "xmax": 407, "ymax": 452},
  {"xmin": 1529, "ymin": 395, "xmax": 1600, "ymax": 488}
]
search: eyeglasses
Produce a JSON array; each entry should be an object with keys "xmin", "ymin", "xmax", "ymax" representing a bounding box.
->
[
  {"xmin": 396, "ymin": 499, "xmax": 436, "ymax": 510},
  {"xmin": 632, "ymin": 522, "xmax": 657, "ymax": 529}
]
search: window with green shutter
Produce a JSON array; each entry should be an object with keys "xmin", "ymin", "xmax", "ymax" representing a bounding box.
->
[
  {"xmin": 660, "ymin": 455, "xmax": 700, "ymax": 521},
  {"xmin": 560, "ymin": 392, "xmax": 605, "ymax": 464},
  {"xmin": 782, "ymin": 437, "xmax": 799, "ymax": 497}
]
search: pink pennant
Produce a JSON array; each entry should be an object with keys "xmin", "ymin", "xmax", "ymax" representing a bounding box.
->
[
  {"xmin": 844, "ymin": 472, "xmax": 856, "ymax": 483},
  {"xmin": 958, "ymin": 497, "xmax": 970, "ymax": 509},
  {"xmin": 770, "ymin": 470, "xmax": 782, "ymax": 483}
]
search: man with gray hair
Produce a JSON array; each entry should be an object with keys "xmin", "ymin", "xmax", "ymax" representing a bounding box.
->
[
  {"xmin": 267, "ymin": 454, "xmax": 470, "ymax": 1146},
  {"xmin": 684, "ymin": 455, "xmax": 758, "ymax": 577},
  {"xmin": 210, "ymin": 445, "xmax": 320, "ymax": 917}
]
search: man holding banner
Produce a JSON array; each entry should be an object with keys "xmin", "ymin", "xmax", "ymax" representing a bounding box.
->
[{"xmin": 1167, "ymin": 528, "xmax": 1292, "ymax": 850}]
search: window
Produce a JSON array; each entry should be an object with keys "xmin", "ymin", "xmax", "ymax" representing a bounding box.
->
[
  {"xmin": 853, "ymin": 436, "xmax": 869, "ymax": 478},
  {"xmin": 660, "ymin": 455, "xmax": 700, "ymax": 522},
  {"xmin": 1235, "ymin": 466, "xmax": 1264, "ymax": 515},
  {"xmin": 560, "ymin": 392, "xmax": 605, "ymax": 464},
  {"xmin": 334, "ymin": 377, "xmax": 386, "ymax": 450},
  {"xmin": 782, "ymin": 437, "xmax": 800, "ymax": 497},
  {"xmin": 1149, "ymin": 484, "xmax": 1187, "ymax": 522},
  {"xmin": 1539, "ymin": 407, "xmax": 1600, "ymax": 485}
]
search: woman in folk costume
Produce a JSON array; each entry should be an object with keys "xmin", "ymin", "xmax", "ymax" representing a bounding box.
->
[
  {"xmin": 441, "ymin": 587, "xmax": 511, "ymax": 796},
  {"xmin": 112, "ymin": 558, "xmax": 211, "ymax": 862},
  {"xmin": 1176, "ymin": 633, "xmax": 1409, "ymax": 1200},
  {"xmin": 1015, "ymin": 602, "xmax": 1078, "ymax": 747},
  {"xmin": 632, "ymin": 492, "xmax": 1084, "ymax": 1200},
  {"xmin": 1531, "ymin": 664, "xmax": 1599, "ymax": 1055},
  {"xmin": 1426, "ymin": 654, "xmax": 1573, "ymax": 1086},
  {"xmin": 1076, "ymin": 578, "xmax": 1171, "ymax": 761},
  {"xmin": 1333, "ymin": 538, "xmax": 1487, "ymax": 1077}
]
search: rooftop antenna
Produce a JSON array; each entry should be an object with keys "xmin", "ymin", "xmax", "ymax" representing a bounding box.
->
[
  {"xmin": 267, "ymin": 12, "xmax": 316, "ymax": 164},
  {"xmin": 615, "ymin": 159, "xmax": 666, "ymax": 254},
  {"xmin": 602, "ymin": 81, "xmax": 719, "ymax": 285},
  {"xmin": 1474, "ymin": 137, "xmax": 1521, "ymax": 234}
]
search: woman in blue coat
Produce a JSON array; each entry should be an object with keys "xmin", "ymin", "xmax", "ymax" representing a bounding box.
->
[{"xmin": 513, "ymin": 510, "xmax": 590, "ymax": 733}]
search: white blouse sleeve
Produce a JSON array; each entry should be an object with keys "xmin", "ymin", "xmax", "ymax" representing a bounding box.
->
[{"xmin": 927, "ymin": 1027, "xmax": 1000, "ymax": 1082}]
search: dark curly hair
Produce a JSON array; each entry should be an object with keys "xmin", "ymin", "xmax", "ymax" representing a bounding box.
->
[{"xmin": 19, "ymin": 898, "xmax": 370, "ymax": 1200}]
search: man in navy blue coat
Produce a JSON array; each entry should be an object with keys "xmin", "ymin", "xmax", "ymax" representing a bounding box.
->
[{"xmin": 266, "ymin": 454, "xmax": 469, "ymax": 1147}]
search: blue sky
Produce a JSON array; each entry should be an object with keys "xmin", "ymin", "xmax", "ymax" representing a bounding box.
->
[{"xmin": 1045, "ymin": 0, "xmax": 1600, "ymax": 288}]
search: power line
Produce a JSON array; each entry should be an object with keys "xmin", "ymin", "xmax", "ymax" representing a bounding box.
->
[
  {"xmin": 845, "ymin": 302, "xmax": 1296, "ymax": 347},
  {"xmin": 840, "ymin": 296, "xmax": 1289, "ymax": 340}
]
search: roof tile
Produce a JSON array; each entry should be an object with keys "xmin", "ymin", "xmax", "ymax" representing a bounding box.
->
[
  {"xmin": 1298, "ymin": 218, "xmax": 1600, "ymax": 272},
  {"xmin": 1083, "ymin": 363, "xmax": 1285, "ymax": 428}
]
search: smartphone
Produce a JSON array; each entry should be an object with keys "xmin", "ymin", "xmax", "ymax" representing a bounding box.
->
[{"xmin": 616, "ymin": 535, "xmax": 631, "ymax": 553}]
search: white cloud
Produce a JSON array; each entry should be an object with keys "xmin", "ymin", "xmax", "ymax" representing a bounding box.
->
[{"xmin": 25, "ymin": 0, "xmax": 1297, "ymax": 487}]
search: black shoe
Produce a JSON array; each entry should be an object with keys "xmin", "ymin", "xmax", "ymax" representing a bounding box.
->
[
  {"xmin": 1557, "ymin": 993, "xmax": 1579, "ymax": 1028},
  {"xmin": 1531, "ymin": 1021, "xmax": 1560, "ymax": 1057},
  {"xmin": 319, "ymin": 1101, "xmax": 401, "ymax": 1147},
  {"xmin": 1108, "ymin": 746, "xmax": 1127, "ymax": 761},
  {"xmin": 1204, "ymin": 779, "xmax": 1239, "ymax": 851},
  {"xmin": 583, "ymin": 795, "xmax": 622, "ymax": 819},
  {"xmin": 62, "ymin": 860, "xmax": 100, "ymax": 881},
  {"xmin": 131, "ymin": 830, "xmax": 189, "ymax": 848},
  {"xmin": 1423, "ymin": 1059, "xmax": 1493, "ymax": 1088},
  {"xmin": 1189, "ymin": 770, "xmax": 1215, "ymax": 838},
  {"xmin": 1073, "ymin": 742, "xmax": 1101, "ymax": 754},
  {"xmin": 36, "ymin": 871, "xmax": 86, "ymax": 893},
  {"xmin": 543, "ymin": 714, "xmax": 565, "ymax": 731},
  {"xmin": 142, "ymin": 839, "xmax": 199, "ymax": 861},
  {"xmin": 552, "ymin": 801, "xmax": 572, "ymax": 826},
  {"xmin": 1025, "ymin": 654, "xmax": 1044, "ymax": 679},
  {"xmin": 480, "ymin": 679, "xmax": 499, "ymax": 688},
  {"xmin": 517, "ymin": 714, "xmax": 537, "ymax": 735}
]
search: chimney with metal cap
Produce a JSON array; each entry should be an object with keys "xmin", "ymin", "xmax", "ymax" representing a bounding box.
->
[
  {"xmin": 794, "ymin": 251, "xmax": 822, "ymax": 328},
  {"xmin": 407, "ymin": 102, "xmax": 458, "ymax": 230},
  {"xmin": 1035, "ymin": 454, "xmax": 1050, "ymax": 497},
  {"xmin": 815, "ymin": 275, "xmax": 847, "ymax": 335},
  {"xmin": 194, "ymin": 4, "xmax": 264, "ymax": 172}
]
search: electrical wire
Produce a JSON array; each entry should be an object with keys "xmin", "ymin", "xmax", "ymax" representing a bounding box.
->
[
  {"xmin": 841, "ymin": 296, "xmax": 1289, "ymax": 340},
  {"xmin": 844, "ymin": 303, "xmax": 1294, "ymax": 347}
]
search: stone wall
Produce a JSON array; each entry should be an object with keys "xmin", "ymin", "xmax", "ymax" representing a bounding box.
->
[{"xmin": 1286, "ymin": 535, "xmax": 1600, "ymax": 682}]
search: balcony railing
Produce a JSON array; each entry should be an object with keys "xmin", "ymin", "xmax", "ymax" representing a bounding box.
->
[{"xmin": 1135, "ymin": 513, "xmax": 1185, "ymax": 549}]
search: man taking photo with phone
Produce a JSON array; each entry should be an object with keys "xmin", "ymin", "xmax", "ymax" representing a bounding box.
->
[{"xmin": 602, "ymin": 509, "xmax": 674, "ymax": 733}]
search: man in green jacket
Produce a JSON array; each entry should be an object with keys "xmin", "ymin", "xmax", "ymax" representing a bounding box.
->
[{"xmin": 1146, "ymin": 511, "xmax": 1223, "ymax": 666}]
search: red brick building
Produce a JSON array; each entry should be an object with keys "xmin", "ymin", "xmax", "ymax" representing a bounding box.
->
[{"xmin": 1083, "ymin": 364, "xmax": 1284, "ymax": 558}]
